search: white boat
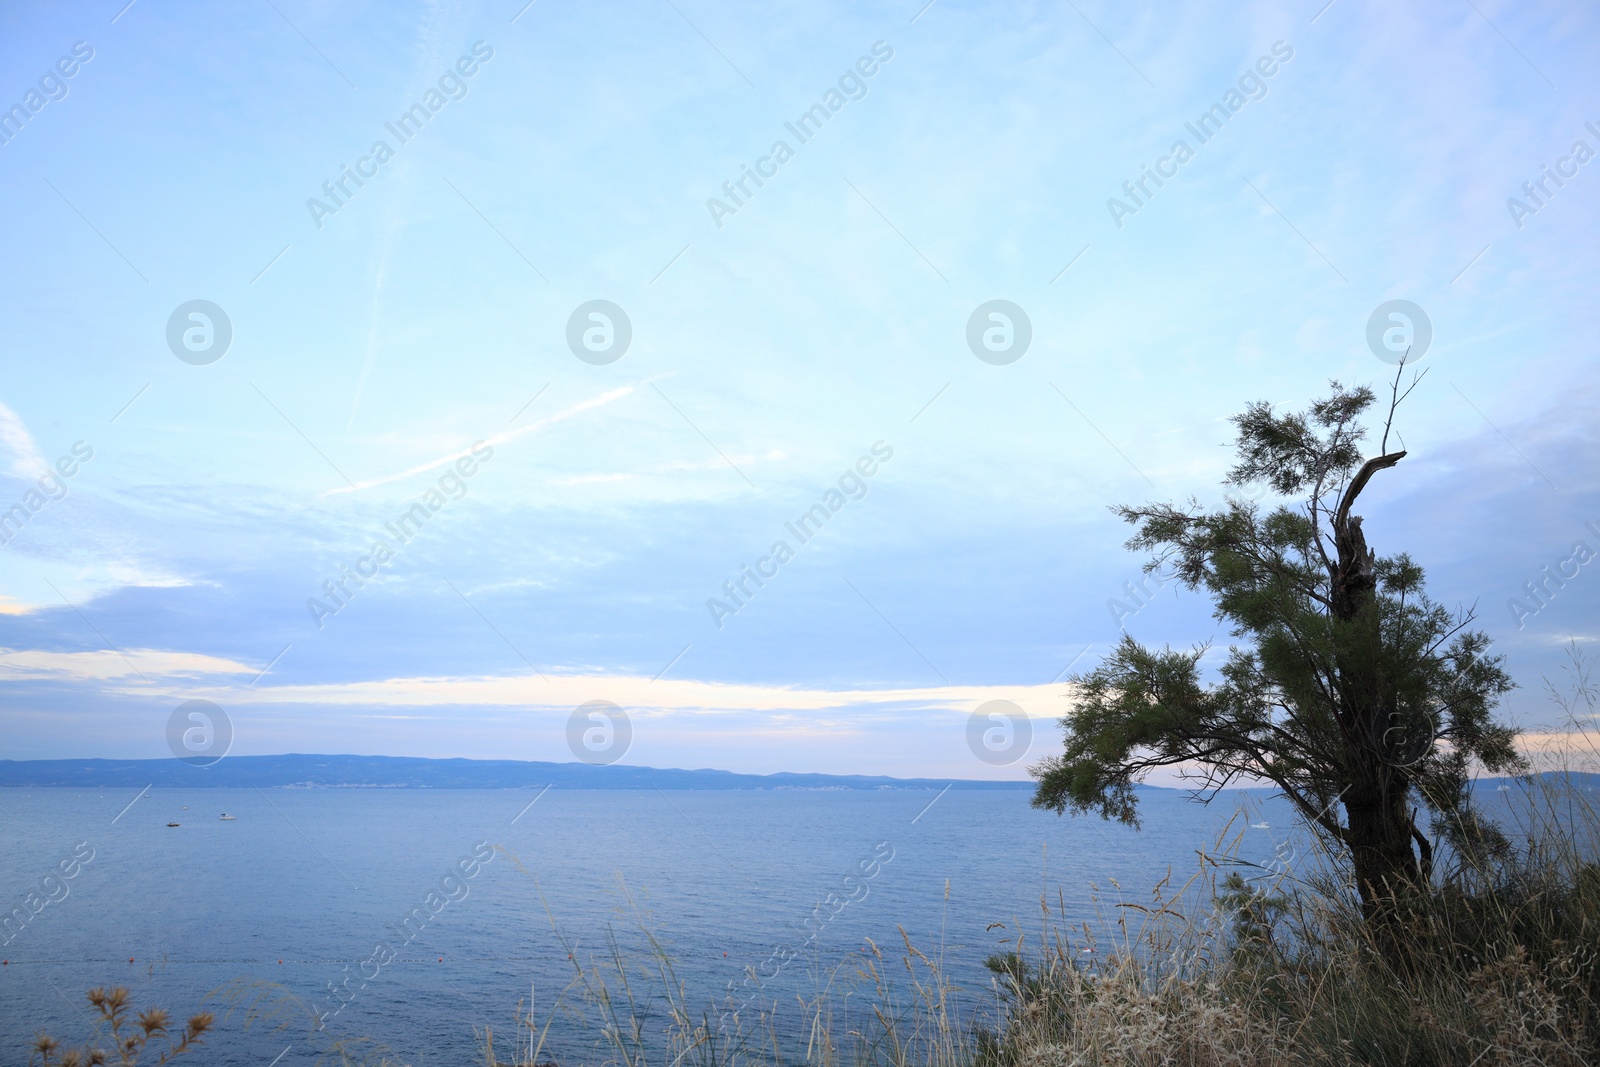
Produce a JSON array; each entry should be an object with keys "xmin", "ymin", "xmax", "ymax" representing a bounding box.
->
[{"xmin": 219, "ymin": 813, "xmax": 236, "ymax": 820}]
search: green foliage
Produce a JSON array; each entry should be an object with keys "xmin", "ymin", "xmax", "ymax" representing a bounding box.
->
[{"xmin": 1217, "ymin": 871, "xmax": 1291, "ymax": 962}]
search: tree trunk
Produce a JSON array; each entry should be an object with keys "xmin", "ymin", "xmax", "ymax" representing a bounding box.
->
[
  {"xmin": 1344, "ymin": 783, "xmax": 1422, "ymax": 909},
  {"xmin": 1332, "ymin": 452, "xmax": 1425, "ymax": 971},
  {"xmin": 1344, "ymin": 781, "xmax": 1425, "ymax": 972}
]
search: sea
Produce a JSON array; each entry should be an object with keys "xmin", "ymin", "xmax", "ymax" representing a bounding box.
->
[{"xmin": 0, "ymin": 786, "xmax": 1303, "ymax": 1065}]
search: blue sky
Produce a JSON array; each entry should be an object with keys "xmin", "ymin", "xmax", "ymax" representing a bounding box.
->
[{"xmin": 0, "ymin": 0, "xmax": 1596, "ymax": 779}]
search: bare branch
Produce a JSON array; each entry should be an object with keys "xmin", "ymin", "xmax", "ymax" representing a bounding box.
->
[
  {"xmin": 1334, "ymin": 451, "xmax": 1406, "ymax": 534},
  {"xmin": 1380, "ymin": 350, "xmax": 1428, "ymax": 455}
]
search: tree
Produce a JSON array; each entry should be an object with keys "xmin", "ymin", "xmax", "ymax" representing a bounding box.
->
[{"xmin": 1031, "ymin": 372, "xmax": 1525, "ymax": 956}]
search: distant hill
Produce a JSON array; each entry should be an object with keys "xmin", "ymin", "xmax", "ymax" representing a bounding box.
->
[
  {"xmin": 0, "ymin": 754, "xmax": 1037, "ymax": 790},
  {"xmin": 4, "ymin": 756, "xmax": 1584, "ymax": 794}
]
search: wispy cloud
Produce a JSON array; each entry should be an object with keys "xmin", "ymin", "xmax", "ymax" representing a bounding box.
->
[
  {"xmin": 549, "ymin": 449, "xmax": 788, "ymax": 487},
  {"xmin": 0, "ymin": 400, "xmax": 47, "ymax": 479},
  {"xmin": 324, "ymin": 385, "xmax": 638, "ymax": 496},
  {"xmin": 131, "ymin": 669, "xmax": 1072, "ymax": 718},
  {"xmin": 0, "ymin": 647, "xmax": 256, "ymax": 681}
]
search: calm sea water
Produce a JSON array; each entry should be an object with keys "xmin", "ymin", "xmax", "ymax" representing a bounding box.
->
[{"xmin": 0, "ymin": 786, "xmax": 1298, "ymax": 1065}]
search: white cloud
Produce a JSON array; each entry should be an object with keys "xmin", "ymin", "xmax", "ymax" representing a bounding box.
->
[
  {"xmin": 325, "ymin": 385, "xmax": 639, "ymax": 496},
  {"xmin": 131, "ymin": 668, "xmax": 1073, "ymax": 720},
  {"xmin": 0, "ymin": 647, "xmax": 256, "ymax": 681},
  {"xmin": 0, "ymin": 400, "xmax": 47, "ymax": 479}
]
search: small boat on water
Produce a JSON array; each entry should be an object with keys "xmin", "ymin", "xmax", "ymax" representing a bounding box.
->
[
  {"xmin": 219, "ymin": 814, "xmax": 236, "ymax": 820},
  {"xmin": 166, "ymin": 822, "xmax": 180, "ymax": 827},
  {"xmin": 1250, "ymin": 822, "xmax": 1270, "ymax": 829}
]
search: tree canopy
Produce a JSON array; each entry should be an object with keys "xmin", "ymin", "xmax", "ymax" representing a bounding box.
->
[{"xmin": 1032, "ymin": 375, "xmax": 1524, "ymax": 925}]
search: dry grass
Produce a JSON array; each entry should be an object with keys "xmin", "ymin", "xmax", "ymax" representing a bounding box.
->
[
  {"xmin": 30, "ymin": 987, "xmax": 213, "ymax": 1066},
  {"xmin": 483, "ymin": 853, "xmax": 984, "ymax": 1067}
]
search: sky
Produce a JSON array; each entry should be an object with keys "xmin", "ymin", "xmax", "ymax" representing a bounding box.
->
[{"xmin": 0, "ymin": 0, "xmax": 1596, "ymax": 780}]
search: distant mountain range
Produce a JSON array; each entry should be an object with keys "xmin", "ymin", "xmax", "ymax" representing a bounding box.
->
[
  {"xmin": 3, "ymin": 755, "xmax": 1589, "ymax": 794},
  {"xmin": 0, "ymin": 754, "xmax": 1037, "ymax": 790}
]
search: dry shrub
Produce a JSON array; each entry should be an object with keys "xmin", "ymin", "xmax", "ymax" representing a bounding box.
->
[
  {"xmin": 1009, "ymin": 953, "xmax": 1286, "ymax": 1067},
  {"xmin": 30, "ymin": 986, "xmax": 212, "ymax": 1066}
]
